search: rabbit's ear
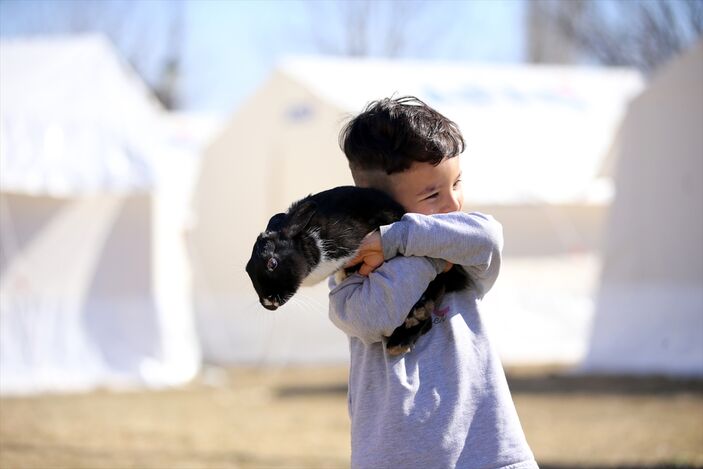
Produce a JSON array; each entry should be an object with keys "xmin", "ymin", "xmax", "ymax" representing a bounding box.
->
[
  {"xmin": 284, "ymin": 200, "xmax": 317, "ymax": 238},
  {"xmin": 265, "ymin": 212, "xmax": 287, "ymax": 232}
]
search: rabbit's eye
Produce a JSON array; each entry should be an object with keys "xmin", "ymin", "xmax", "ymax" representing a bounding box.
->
[{"xmin": 267, "ymin": 258, "xmax": 278, "ymax": 271}]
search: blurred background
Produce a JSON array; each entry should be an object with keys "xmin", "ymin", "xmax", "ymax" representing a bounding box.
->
[{"xmin": 0, "ymin": 0, "xmax": 702, "ymax": 468}]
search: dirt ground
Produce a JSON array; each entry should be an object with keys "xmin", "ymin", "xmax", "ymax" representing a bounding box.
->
[{"xmin": 1, "ymin": 365, "xmax": 702, "ymax": 469}]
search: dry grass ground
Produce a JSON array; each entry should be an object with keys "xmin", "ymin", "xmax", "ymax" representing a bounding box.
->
[{"xmin": 1, "ymin": 366, "xmax": 702, "ymax": 469}]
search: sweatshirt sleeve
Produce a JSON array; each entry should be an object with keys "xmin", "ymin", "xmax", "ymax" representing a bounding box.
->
[
  {"xmin": 379, "ymin": 212, "xmax": 503, "ymax": 297},
  {"xmin": 328, "ymin": 256, "xmax": 446, "ymax": 344}
]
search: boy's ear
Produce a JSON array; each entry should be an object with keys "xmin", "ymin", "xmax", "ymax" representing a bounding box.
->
[
  {"xmin": 265, "ymin": 212, "xmax": 287, "ymax": 232},
  {"xmin": 283, "ymin": 200, "xmax": 317, "ymax": 238}
]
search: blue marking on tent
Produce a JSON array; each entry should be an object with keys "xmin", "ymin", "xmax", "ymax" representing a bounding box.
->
[{"xmin": 285, "ymin": 104, "xmax": 314, "ymax": 122}]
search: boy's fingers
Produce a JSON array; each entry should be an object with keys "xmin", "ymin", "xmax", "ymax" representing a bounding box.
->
[
  {"xmin": 345, "ymin": 251, "xmax": 370, "ymax": 268},
  {"xmin": 345, "ymin": 231, "xmax": 383, "ymax": 269},
  {"xmin": 357, "ymin": 254, "xmax": 385, "ymax": 276}
]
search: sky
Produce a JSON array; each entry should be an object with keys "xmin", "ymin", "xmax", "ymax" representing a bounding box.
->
[{"xmin": 0, "ymin": 0, "xmax": 527, "ymax": 113}]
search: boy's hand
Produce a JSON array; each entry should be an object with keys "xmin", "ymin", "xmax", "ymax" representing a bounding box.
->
[
  {"xmin": 345, "ymin": 231, "xmax": 384, "ymax": 276},
  {"xmin": 344, "ymin": 231, "xmax": 454, "ymax": 276}
]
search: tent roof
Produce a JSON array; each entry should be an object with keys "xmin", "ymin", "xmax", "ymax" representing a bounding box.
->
[
  {"xmin": 279, "ymin": 56, "xmax": 644, "ymax": 204},
  {"xmin": 0, "ymin": 34, "xmax": 163, "ymax": 196}
]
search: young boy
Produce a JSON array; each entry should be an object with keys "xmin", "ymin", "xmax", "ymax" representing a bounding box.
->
[{"xmin": 328, "ymin": 96, "xmax": 538, "ymax": 468}]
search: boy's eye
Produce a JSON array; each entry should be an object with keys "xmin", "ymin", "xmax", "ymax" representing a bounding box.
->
[
  {"xmin": 423, "ymin": 193, "xmax": 439, "ymax": 201},
  {"xmin": 453, "ymin": 179, "xmax": 462, "ymax": 188}
]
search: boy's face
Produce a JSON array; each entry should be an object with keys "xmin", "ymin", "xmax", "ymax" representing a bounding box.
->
[{"xmin": 386, "ymin": 156, "xmax": 464, "ymax": 215}]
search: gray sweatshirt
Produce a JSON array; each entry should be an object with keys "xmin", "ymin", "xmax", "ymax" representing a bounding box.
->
[{"xmin": 328, "ymin": 212, "xmax": 538, "ymax": 469}]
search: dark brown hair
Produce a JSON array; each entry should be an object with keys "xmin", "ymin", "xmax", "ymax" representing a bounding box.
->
[{"xmin": 339, "ymin": 96, "xmax": 465, "ymax": 175}]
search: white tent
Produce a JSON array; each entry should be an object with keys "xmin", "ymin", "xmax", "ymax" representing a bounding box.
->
[
  {"xmin": 0, "ymin": 35, "xmax": 200, "ymax": 394},
  {"xmin": 582, "ymin": 41, "xmax": 703, "ymax": 376},
  {"xmin": 191, "ymin": 56, "xmax": 642, "ymax": 365}
]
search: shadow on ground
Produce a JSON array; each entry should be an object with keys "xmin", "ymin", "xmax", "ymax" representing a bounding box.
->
[
  {"xmin": 274, "ymin": 371, "xmax": 703, "ymax": 398},
  {"xmin": 506, "ymin": 372, "xmax": 703, "ymax": 396},
  {"xmin": 276, "ymin": 383, "xmax": 348, "ymax": 398},
  {"xmin": 539, "ymin": 465, "xmax": 703, "ymax": 469}
]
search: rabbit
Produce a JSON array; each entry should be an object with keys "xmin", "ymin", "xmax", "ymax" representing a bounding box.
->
[{"xmin": 245, "ymin": 185, "xmax": 470, "ymax": 355}]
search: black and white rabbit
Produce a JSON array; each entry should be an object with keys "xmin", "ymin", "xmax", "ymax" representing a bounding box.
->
[{"xmin": 245, "ymin": 186, "xmax": 470, "ymax": 355}]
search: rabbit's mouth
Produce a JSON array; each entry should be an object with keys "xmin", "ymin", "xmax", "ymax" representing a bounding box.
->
[
  {"xmin": 261, "ymin": 296, "xmax": 283, "ymax": 310},
  {"xmin": 260, "ymin": 293, "xmax": 293, "ymax": 310}
]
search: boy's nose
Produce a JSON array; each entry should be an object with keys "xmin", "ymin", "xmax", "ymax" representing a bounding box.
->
[{"xmin": 443, "ymin": 194, "xmax": 462, "ymax": 213}]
